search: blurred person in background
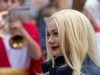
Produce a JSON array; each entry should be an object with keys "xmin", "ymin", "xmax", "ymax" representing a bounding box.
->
[
  {"xmin": 82, "ymin": 0, "xmax": 100, "ymax": 55},
  {"xmin": 37, "ymin": 0, "xmax": 60, "ymax": 21},
  {"xmin": 0, "ymin": 0, "xmax": 43, "ymax": 75},
  {"xmin": 37, "ymin": 6, "xmax": 59, "ymax": 59}
]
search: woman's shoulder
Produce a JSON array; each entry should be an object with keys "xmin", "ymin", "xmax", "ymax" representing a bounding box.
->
[
  {"xmin": 41, "ymin": 57, "xmax": 73, "ymax": 75},
  {"xmin": 81, "ymin": 56, "xmax": 100, "ymax": 75}
]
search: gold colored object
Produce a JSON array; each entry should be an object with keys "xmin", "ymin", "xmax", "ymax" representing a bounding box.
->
[
  {"xmin": 9, "ymin": 33, "xmax": 27, "ymax": 49},
  {"xmin": 0, "ymin": 68, "xmax": 29, "ymax": 75},
  {"xmin": 0, "ymin": 11, "xmax": 26, "ymax": 49}
]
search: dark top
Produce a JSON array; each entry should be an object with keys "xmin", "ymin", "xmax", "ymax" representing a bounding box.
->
[{"xmin": 41, "ymin": 56, "xmax": 100, "ymax": 75}]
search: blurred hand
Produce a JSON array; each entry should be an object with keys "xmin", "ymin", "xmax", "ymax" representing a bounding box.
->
[{"xmin": 10, "ymin": 20, "xmax": 24, "ymax": 33}]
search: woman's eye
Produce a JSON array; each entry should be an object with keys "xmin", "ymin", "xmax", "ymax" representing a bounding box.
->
[
  {"xmin": 11, "ymin": 0, "xmax": 16, "ymax": 3},
  {"xmin": 54, "ymin": 32, "xmax": 58, "ymax": 36},
  {"xmin": 3, "ymin": 0, "xmax": 8, "ymax": 3},
  {"xmin": 47, "ymin": 34, "xmax": 50, "ymax": 37}
]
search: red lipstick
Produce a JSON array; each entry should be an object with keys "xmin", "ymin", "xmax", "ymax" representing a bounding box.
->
[{"xmin": 51, "ymin": 46, "xmax": 60, "ymax": 50}]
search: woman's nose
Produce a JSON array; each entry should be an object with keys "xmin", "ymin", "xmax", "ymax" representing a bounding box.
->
[
  {"xmin": 7, "ymin": 1, "xmax": 12, "ymax": 7},
  {"xmin": 48, "ymin": 36, "xmax": 55, "ymax": 44}
]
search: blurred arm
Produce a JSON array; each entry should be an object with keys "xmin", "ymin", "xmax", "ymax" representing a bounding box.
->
[{"xmin": 21, "ymin": 22, "xmax": 42, "ymax": 60}]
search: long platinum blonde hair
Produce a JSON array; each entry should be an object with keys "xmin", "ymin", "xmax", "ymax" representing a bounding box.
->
[{"xmin": 46, "ymin": 9, "xmax": 100, "ymax": 75}]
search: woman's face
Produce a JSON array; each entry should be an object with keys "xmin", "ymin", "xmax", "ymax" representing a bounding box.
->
[
  {"xmin": 47, "ymin": 19, "xmax": 63, "ymax": 56},
  {"xmin": 0, "ymin": 0, "xmax": 21, "ymax": 11}
]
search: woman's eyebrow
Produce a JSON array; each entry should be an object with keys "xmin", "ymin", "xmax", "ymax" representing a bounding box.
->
[
  {"xmin": 47, "ymin": 29, "xmax": 58, "ymax": 33},
  {"xmin": 51, "ymin": 29, "xmax": 58, "ymax": 32}
]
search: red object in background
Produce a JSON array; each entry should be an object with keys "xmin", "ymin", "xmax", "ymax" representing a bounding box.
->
[
  {"xmin": 0, "ymin": 37, "xmax": 11, "ymax": 67},
  {"xmin": 94, "ymin": 29, "xmax": 100, "ymax": 33}
]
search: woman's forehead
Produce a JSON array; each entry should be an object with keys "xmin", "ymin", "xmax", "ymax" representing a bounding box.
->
[{"xmin": 47, "ymin": 19, "xmax": 58, "ymax": 31}]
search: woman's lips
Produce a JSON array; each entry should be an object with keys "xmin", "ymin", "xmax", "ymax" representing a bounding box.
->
[{"xmin": 51, "ymin": 46, "xmax": 60, "ymax": 50}]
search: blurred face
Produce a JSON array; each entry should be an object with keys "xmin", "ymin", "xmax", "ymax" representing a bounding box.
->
[
  {"xmin": 0, "ymin": 0, "xmax": 21, "ymax": 11},
  {"xmin": 47, "ymin": 19, "xmax": 63, "ymax": 56}
]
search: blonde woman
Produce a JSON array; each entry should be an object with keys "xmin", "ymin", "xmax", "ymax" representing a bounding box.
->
[{"xmin": 41, "ymin": 9, "xmax": 100, "ymax": 75}]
